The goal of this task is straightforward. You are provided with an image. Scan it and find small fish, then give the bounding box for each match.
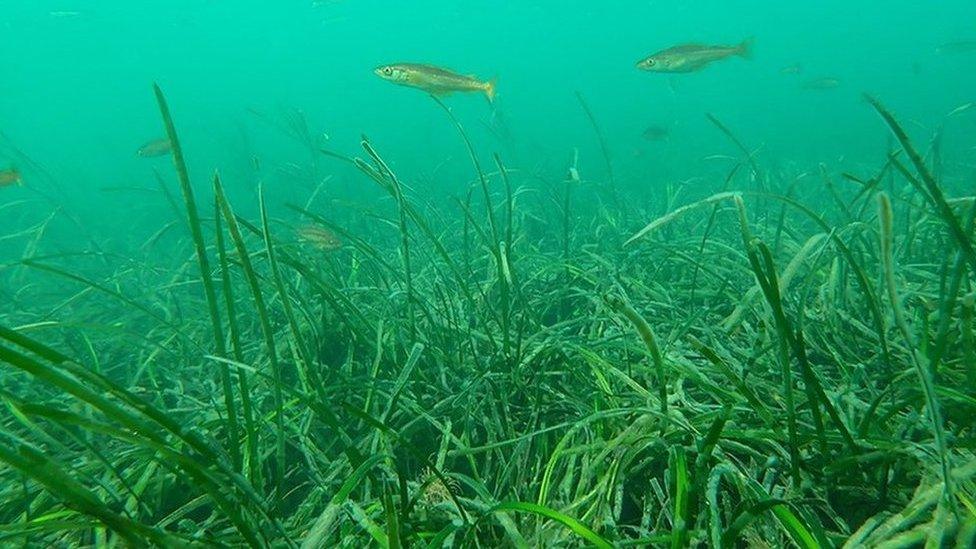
[936,41,976,54]
[802,77,841,90]
[918,296,940,313]
[137,138,172,158]
[375,63,497,102]
[0,167,21,187]
[298,225,342,252]
[641,125,670,141]
[780,63,802,75]
[637,39,753,73]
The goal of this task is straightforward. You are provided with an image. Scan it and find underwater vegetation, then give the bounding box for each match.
[1,5,976,546]
[0,82,973,546]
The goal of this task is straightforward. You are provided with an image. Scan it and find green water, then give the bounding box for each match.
[1,1,974,547]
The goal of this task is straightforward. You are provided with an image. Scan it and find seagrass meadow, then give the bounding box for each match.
[2,1,976,547]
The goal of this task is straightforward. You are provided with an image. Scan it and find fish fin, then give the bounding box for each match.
[484,78,497,103]
[738,37,755,59]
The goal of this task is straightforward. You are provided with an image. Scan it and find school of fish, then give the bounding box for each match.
[4,33,970,187]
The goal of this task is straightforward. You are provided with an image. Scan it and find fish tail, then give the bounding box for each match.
[484,78,497,103]
[738,37,754,59]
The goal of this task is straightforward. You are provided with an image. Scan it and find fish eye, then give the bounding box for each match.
[383,67,393,75]
[645,59,656,66]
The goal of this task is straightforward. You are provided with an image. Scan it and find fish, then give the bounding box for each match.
[636,39,752,73]
[137,138,172,158]
[0,167,21,187]
[780,63,802,75]
[298,225,342,251]
[641,125,671,141]
[936,41,976,54]
[374,63,496,102]
[801,77,841,90]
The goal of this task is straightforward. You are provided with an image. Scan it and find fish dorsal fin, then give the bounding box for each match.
[669,44,709,52]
